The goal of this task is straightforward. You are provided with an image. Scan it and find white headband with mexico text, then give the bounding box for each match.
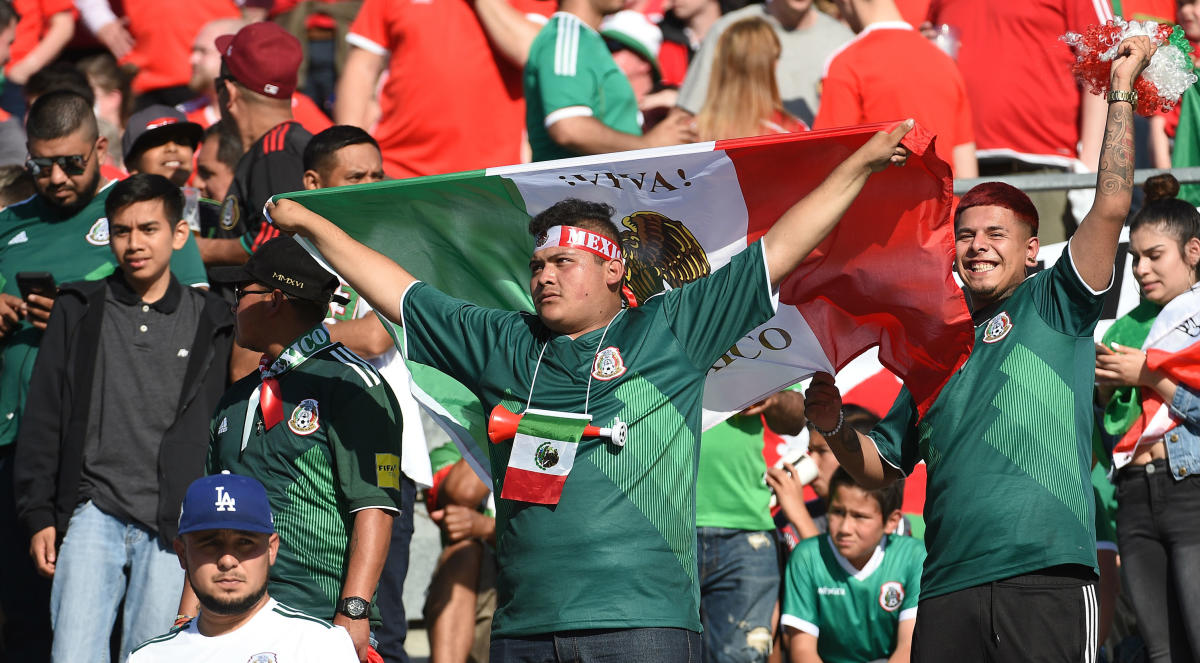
[534,225,623,262]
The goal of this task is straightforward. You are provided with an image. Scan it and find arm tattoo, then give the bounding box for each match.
[1097,104,1134,197]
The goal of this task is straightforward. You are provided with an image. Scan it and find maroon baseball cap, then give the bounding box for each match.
[215,22,301,100]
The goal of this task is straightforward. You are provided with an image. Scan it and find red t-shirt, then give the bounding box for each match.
[813,22,973,174]
[927,0,1113,165]
[347,0,554,178]
[182,93,333,136]
[120,0,241,94]
[895,0,931,26]
[7,0,75,74]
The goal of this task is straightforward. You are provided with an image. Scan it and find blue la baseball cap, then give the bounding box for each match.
[178,472,275,536]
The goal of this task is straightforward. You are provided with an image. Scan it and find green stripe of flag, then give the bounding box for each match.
[278,170,534,310]
[516,410,591,443]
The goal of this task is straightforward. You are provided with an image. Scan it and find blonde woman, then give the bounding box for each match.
[695,18,805,141]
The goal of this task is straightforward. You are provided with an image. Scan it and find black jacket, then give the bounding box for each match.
[14,273,234,544]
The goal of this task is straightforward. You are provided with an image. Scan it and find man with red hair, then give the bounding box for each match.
[803,35,1153,662]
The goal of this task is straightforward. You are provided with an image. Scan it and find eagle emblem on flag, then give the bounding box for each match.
[619,211,710,303]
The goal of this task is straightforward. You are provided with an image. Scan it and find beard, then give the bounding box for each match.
[42,167,101,216]
[194,575,269,617]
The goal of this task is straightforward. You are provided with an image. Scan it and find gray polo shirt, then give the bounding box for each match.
[80,273,203,532]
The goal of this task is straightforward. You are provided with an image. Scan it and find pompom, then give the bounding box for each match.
[1061,18,1198,116]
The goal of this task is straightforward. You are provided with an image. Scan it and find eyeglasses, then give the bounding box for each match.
[26,144,97,177]
[233,287,274,301]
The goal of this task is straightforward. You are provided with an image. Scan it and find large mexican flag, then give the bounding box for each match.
[275,122,974,481]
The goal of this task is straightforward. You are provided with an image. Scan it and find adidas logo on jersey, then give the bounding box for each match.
[7,230,27,245]
[818,587,847,596]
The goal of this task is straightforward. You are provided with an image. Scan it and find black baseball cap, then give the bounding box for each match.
[209,236,350,305]
[122,105,203,164]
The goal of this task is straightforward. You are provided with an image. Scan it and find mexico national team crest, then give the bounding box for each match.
[879,581,905,612]
[592,346,627,381]
[220,196,240,231]
[982,311,1013,344]
[86,218,109,246]
[288,398,320,435]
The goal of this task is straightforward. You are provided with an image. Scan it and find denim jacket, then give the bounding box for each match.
[1166,384,1200,480]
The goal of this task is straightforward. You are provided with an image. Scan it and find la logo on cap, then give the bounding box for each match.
[214,486,237,512]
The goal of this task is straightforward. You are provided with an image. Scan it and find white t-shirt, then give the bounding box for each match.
[128,599,357,663]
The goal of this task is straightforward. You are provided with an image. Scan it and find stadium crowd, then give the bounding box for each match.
[0,0,1195,662]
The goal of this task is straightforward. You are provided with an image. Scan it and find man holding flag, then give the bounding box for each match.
[267,120,912,660]
[803,35,1154,662]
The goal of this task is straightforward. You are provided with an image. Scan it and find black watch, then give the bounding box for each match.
[337,596,370,620]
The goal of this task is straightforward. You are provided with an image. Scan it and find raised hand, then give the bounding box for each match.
[803,372,843,433]
[1110,35,1156,89]
[857,119,913,173]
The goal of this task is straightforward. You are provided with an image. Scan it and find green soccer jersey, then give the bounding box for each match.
[695,415,775,531]
[781,534,924,663]
[0,184,208,448]
[401,241,777,637]
[208,325,404,622]
[869,253,1104,599]
[525,11,642,162]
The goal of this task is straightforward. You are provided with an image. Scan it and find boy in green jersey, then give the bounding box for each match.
[268,121,912,661]
[803,36,1154,662]
[782,468,922,663]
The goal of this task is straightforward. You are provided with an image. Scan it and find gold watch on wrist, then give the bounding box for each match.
[1107,89,1137,106]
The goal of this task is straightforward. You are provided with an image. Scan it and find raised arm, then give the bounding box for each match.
[267,199,415,324]
[762,121,912,287]
[1070,36,1154,291]
[804,373,902,488]
[472,0,542,67]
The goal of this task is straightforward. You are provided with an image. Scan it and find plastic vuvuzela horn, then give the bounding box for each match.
[487,404,629,447]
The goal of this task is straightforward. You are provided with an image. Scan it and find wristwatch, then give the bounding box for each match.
[336,596,370,620]
[1107,89,1137,106]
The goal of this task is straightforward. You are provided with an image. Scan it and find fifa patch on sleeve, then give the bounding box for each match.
[375,453,401,489]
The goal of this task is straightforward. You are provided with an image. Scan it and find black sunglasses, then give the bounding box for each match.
[26,144,96,177]
[233,287,275,301]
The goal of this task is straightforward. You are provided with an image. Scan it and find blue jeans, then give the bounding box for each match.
[696,527,780,663]
[50,501,184,663]
[491,628,701,662]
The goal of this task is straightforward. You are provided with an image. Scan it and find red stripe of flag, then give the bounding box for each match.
[501,467,567,505]
[717,122,970,417]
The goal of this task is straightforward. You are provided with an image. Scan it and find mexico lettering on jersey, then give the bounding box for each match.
[209,329,403,622]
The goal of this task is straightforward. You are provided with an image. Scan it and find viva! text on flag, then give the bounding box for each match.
[274,122,974,482]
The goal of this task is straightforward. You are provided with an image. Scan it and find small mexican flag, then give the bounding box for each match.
[501,409,591,505]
